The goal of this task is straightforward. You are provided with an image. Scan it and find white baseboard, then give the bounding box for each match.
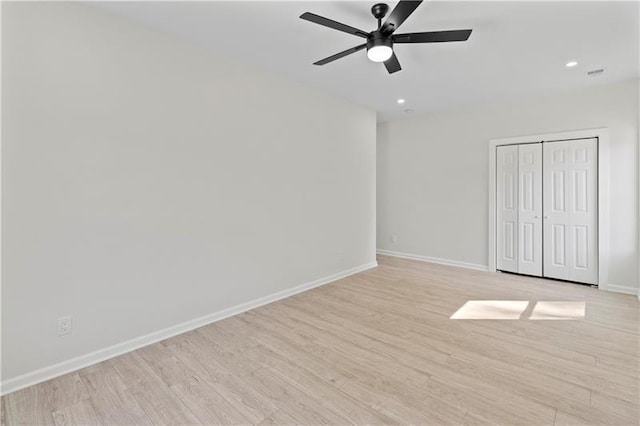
[0,261,377,396]
[377,249,489,272]
[606,283,640,296]
[378,250,639,298]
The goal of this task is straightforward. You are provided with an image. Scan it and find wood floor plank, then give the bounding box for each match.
[590,391,640,424]
[164,333,237,385]
[237,311,359,386]
[554,410,594,426]
[1,398,6,426]
[2,388,55,426]
[339,378,453,425]
[136,342,206,388]
[205,375,279,424]
[422,376,556,426]
[2,373,89,425]
[51,399,101,426]
[243,367,352,425]
[2,255,638,425]
[127,377,201,425]
[170,376,252,425]
[108,350,202,424]
[461,410,501,426]
[164,334,279,424]
[257,408,302,425]
[245,344,398,425]
[78,364,151,425]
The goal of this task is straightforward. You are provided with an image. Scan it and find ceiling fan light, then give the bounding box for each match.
[367,45,393,62]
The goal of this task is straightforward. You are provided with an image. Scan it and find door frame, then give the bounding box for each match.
[488,128,610,290]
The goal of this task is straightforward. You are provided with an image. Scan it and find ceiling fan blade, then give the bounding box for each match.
[313,44,367,66]
[393,29,473,43]
[300,12,369,38]
[384,52,402,74]
[380,1,423,35]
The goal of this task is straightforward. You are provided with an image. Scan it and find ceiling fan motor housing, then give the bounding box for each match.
[369,31,392,48]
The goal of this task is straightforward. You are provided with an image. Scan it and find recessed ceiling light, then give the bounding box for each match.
[566,61,578,68]
[404,109,414,114]
[397,99,405,104]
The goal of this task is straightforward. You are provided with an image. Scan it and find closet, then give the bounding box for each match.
[496,138,598,285]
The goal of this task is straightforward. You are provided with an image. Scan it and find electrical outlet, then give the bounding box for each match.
[390,235,398,243]
[57,316,73,336]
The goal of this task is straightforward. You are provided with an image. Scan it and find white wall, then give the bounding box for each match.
[377,79,639,290]
[1,2,376,385]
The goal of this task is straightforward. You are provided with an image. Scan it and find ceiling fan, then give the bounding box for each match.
[300,0,472,74]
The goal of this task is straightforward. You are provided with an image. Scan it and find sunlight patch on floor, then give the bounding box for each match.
[450,300,586,320]
[450,300,529,320]
[529,301,586,320]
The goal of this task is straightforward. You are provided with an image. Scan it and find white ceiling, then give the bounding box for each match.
[95,1,639,121]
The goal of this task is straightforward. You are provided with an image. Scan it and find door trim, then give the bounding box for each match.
[488,128,610,290]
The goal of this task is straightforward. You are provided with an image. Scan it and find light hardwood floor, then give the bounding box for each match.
[3,255,639,425]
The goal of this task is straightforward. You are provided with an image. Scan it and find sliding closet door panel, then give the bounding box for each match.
[518,143,542,276]
[497,145,519,272]
[543,138,598,284]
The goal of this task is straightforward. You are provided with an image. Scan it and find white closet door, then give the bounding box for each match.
[496,145,519,272]
[518,143,542,276]
[543,138,598,284]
